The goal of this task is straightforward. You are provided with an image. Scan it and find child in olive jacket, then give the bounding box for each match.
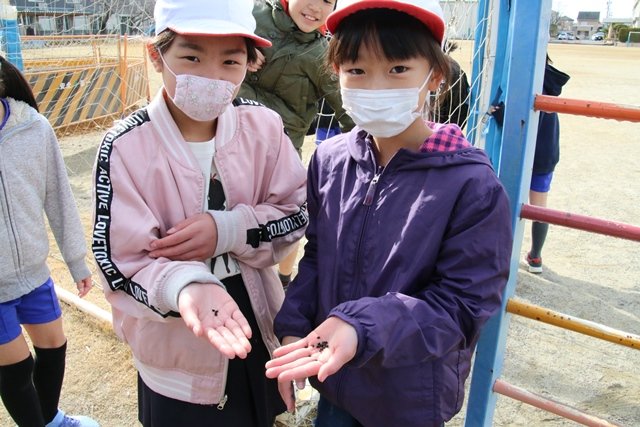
[238,0,354,153]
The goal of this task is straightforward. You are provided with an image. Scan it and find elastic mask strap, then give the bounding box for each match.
[419,69,434,92]
[158,51,178,79]
[418,70,434,118]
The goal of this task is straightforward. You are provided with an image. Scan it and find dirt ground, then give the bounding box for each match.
[1,43,639,426]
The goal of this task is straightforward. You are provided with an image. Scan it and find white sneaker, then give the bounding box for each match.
[46,410,99,427]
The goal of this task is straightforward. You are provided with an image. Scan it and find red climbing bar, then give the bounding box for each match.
[520,204,640,242]
[493,380,620,427]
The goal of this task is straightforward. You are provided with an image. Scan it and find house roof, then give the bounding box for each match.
[577,11,600,21]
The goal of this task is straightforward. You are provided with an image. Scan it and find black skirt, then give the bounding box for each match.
[138,274,286,427]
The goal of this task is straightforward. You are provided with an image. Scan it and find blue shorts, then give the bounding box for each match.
[0,278,62,344]
[530,172,553,192]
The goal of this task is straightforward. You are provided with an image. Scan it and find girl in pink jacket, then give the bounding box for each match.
[91,0,307,426]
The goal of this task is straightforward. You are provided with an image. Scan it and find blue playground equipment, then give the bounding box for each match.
[0,3,24,70]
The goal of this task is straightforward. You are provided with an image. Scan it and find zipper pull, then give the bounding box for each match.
[364,171,381,206]
[216,394,228,410]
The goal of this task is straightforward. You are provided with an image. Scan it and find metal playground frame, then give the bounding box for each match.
[464,0,640,425]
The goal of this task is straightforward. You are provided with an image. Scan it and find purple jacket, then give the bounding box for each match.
[274,125,513,426]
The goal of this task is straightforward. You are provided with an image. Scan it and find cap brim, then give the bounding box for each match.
[326,1,444,45]
[160,18,272,48]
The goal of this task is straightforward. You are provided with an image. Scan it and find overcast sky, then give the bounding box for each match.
[552,0,634,20]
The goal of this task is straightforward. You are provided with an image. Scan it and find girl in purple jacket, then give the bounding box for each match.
[266,1,513,426]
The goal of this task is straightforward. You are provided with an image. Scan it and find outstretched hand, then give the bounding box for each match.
[149,213,218,261]
[179,283,252,359]
[265,317,358,385]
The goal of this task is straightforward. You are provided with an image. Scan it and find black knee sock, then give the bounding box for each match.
[0,354,46,427]
[530,221,549,259]
[33,341,67,423]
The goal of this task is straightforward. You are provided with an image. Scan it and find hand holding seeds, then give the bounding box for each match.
[265,317,357,383]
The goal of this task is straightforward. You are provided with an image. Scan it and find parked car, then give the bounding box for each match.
[592,32,605,41]
[557,31,576,40]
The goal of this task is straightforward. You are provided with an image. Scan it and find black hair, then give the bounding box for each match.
[445,40,459,54]
[327,9,450,84]
[152,30,258,65]
[0,55,39,111]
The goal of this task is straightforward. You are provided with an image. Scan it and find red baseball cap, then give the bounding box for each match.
[326,0,446,45]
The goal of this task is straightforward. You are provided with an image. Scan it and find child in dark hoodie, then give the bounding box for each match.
[266,1,513,426]
[490,55,570,273]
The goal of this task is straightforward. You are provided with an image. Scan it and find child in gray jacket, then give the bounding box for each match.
[0,55,96,427]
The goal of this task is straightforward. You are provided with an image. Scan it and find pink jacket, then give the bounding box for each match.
[91,92,307,404]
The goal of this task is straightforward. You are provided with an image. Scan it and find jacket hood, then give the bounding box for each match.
[543,63,570,97]
[346,123,493,172]
[1,98,38,135]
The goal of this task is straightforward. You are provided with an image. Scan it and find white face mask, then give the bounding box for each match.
[160,54,240,122]
[341,71,433,138]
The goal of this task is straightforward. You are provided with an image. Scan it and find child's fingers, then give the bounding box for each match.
[76,277,93,297]
[165,216,199,234]
[316,345,352,382]
[217,326,251,359]
[231,310,252,339]
[205,328,235,359]
[224,318,252,350]
[316,356,343,382]
[277,380,296,413]
[266,352,320,379]
[266,346,314,370]
[149,240,194,259]
[276,360,323,383]
[180,305,204,337]
[149,229,190,251]
[272,338,309,357]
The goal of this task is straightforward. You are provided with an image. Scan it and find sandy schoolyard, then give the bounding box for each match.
[1,42,638,426]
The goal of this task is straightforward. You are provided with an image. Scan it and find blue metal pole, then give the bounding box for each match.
[466,0,491,145]
[464,0,551,425]
[482,0,511,168]
[0,3,24,71]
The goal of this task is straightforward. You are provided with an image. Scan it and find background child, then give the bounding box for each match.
[238,0,356,288]
[91,0,307,426]
[265,1,513,426]
[0,55,96,427]
[432,41,471,130]
[524,56,569,273]
[490,54,569,274]
[239,0,354,154]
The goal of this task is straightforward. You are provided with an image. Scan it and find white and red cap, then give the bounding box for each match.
[154,0,272,47]
[326,0,446,45]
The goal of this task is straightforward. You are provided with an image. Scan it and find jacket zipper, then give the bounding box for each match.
[351,165,384,301]
[0,118,48,280]
[208,153,230,410]
[216,392,228,410]
[0,169,22,269]
[363,167,383,207]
